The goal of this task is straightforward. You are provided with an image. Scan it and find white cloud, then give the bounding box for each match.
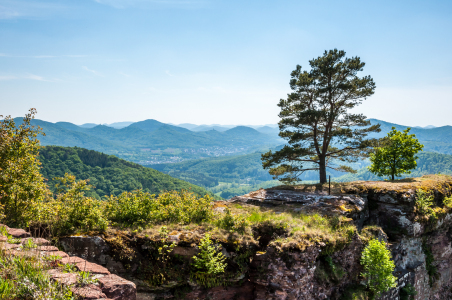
[0,73,52,81]
[0,75,16,80]
[82,66,103,76]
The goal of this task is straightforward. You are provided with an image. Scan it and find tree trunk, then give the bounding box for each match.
[319,156,327,183]
[392,173,395,181]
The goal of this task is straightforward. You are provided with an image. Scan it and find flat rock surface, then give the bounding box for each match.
[61,256,87,265]
[48,269,79,285]
[76,261,111,275]
[39,245,59,252]
[71,284,107,299]
[8,228,31,238]
[21,237,50,245]
[99,274,137,300]
[44,250,70,259]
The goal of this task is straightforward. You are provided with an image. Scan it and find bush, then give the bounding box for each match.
[361,239,397,299]
[215,209,250,234]
[415,189,435,217]
[105,190,213,227]
[191,234,227,287]
[46,174,108,236]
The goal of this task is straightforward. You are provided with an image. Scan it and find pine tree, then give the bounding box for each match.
[262,49,380,183]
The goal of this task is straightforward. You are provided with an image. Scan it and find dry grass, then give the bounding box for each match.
[270,175,452,195]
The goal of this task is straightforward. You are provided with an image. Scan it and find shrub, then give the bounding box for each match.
[105,190,213,226]
[49,174,108,236]
[215,209,250,234]
[361,239,397,299]
[191,234,227,288]
[415,189,434,216]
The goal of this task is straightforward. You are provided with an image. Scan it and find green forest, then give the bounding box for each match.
[39,146,212,199]
[150,150,452,198]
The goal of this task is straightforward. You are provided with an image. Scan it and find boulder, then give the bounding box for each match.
[8,228,31,238]
[99,274,137,300]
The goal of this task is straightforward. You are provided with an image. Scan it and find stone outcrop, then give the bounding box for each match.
[0,224,137,300]
[4,177,452,299]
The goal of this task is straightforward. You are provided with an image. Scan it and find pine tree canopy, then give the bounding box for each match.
[262,49,381,184]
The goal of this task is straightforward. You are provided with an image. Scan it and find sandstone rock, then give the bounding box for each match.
[39,245,59,252]
[48,269,79,285]
[76,261,111,275]
[99,274,137,300]
[172,246,198,257]
[106,260,126,273]
[44,250,69,259]
[71,284,107,300]
[21,237,50,246]
[61,256,87,265]
[0,236,7,242]
[60,236,110,262]
[8,228,31,238]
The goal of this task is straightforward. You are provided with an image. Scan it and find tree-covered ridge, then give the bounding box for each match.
[39,146,212,199]
[150,150,452,198]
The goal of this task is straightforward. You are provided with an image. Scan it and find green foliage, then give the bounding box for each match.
[360,239,397,299]
[39,146,211,199]
[0,250,73,300]
[0,109,48,227]
[78,271,98,286]
[400,284,417,300]
[443,194,452,208]
[369,127,424,180]
[415,189,435,217]
[105,190,214,227]
[215,209,250,234]
[422,241,439,287]
[49,174,108,235]
[262,49,380,184]
[191,234,227,287]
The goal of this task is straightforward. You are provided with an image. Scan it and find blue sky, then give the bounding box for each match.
[1,0,451,126]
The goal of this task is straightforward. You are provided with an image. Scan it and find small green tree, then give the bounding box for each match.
[361,239,397,299]
[0,109,48,226]
[368,127,423,180]
[191,234,227,287]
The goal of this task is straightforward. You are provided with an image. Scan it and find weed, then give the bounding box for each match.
[78,271,98,286]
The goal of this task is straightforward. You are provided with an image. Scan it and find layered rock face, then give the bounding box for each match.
[33,177,452,299]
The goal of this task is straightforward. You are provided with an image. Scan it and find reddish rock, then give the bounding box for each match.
[44,250,69,259]
[39,245,59,252]
[0,236,7,242]
[8,228,31,238]
[48,269,79,285]
[76,261,110,275]
[61,256,87,265]
[98,274,137,300]
[71,284,107,300]
[3,243,22,250]
[21,237,50,246]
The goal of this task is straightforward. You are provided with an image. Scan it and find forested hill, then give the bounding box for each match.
[39,146,212,199]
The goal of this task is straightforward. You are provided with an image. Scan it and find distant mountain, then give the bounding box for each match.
[105,121,134,129]
[79,123,98,128]
[39,146,212,199]
[255,126,280,136]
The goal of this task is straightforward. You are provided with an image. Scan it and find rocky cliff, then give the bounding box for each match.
[26,175,452,299]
